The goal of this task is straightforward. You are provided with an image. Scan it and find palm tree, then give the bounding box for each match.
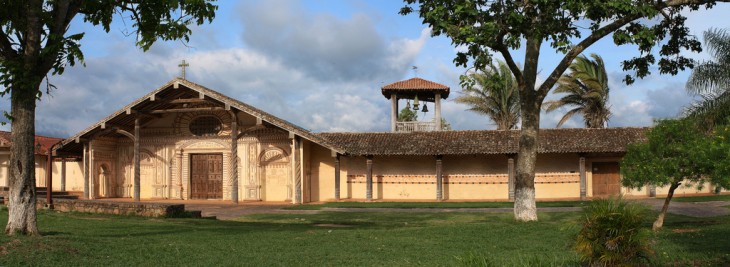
[455,61,520,130]
[545,53,611,128]
[685,28,730,127]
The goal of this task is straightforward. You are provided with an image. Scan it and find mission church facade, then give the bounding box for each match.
[19,77,712,203]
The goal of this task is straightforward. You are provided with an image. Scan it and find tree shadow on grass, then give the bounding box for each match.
[657,213,730,265]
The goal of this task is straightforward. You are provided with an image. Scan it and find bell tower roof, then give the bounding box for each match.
[381,77,450,101]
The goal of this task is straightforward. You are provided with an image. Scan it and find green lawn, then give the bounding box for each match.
[284,200,588,210]
[1,207,729,266]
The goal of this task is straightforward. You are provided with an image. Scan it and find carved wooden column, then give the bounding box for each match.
[230,111,239,203]
[89,141,95,199]
[45,149,53,209]
[60,158,66,192]
[334,153,340,200]
[508,155,515,200]
[83,143,89,199]
[579,155,587,200]
[133,116,141,202]
[290,135,302,204]
[177,149,183,199]
[435,93,442,130]
[436,155,443,201]
[366,155,373,201]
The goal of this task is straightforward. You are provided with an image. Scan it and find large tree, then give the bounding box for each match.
[0,0,217,235]
[685,28,730,128]
[621,119,729,230]
[545,54,611,128]
[455,61,520,130]
[401,0,728,221]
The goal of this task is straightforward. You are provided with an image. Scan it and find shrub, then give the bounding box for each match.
[574,196,653,266]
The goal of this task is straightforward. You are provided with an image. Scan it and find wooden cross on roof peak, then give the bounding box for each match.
[178,60,190,79]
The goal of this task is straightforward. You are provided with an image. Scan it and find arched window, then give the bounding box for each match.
[189,116,222,136]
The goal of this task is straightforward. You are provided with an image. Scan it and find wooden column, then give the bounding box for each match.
[45,150,53,209]
[436,155,443,201]
[390,94,398,132]
[177,149,183,199]
[435,93,442,130]
[133,116,141,202]
[60,158,66,192]
[508,155,515,200]
[334,154,340,200]
[579,156,587,200]
[366,156,373,201]
[230,111,239,204]
[83,143,89,199]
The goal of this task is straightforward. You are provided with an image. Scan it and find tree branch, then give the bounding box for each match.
[537,13,642,101]
[0,30,18,60]
[494,33,525,87]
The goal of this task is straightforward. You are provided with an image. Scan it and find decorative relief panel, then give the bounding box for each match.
[173,111,233,137]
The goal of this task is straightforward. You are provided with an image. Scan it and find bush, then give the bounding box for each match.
[574,196,653,266]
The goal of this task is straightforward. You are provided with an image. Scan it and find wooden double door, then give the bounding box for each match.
[191,154,223,199]
[592,162,621,197]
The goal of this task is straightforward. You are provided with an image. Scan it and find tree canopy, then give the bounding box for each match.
[621,119,729,229]
[401,0,728,221]
[0,0,217,236]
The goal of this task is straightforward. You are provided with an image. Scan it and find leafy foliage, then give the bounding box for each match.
[455,61,520,130]
[574,196,653,266]
[621,118,729,229]
[0,1,218,98]
[545,54,611,128]
[621,119,718,190]
[685,28,730,128]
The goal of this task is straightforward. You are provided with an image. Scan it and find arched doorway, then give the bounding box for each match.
[260,148,291,201]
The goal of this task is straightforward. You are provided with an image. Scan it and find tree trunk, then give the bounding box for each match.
[653,182,680,231]
[5,81,41,236]
[5,0,44,235]
[514,96,540,222]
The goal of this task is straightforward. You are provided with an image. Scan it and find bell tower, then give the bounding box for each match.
[381,77,450,132]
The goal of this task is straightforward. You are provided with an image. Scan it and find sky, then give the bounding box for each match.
[2,0,730,137]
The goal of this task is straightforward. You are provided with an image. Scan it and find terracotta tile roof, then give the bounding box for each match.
[0,131,64,155]
[381,77,450,99]
[318,127,649,156]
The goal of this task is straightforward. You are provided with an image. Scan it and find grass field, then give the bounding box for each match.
[1,205,729,266]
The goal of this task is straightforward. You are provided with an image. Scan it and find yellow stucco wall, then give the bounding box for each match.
[0,154,8,187]
[656,181,714,196]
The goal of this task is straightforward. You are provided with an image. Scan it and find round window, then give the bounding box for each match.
[189,116,222,136]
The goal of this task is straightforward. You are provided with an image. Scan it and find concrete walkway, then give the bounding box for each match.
[636,199,730,218]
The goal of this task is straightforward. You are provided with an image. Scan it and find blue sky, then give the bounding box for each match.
[2,0,729,137]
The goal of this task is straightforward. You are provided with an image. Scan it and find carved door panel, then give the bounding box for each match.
[191,154,208,199]
[207,154,223,199]
[592,162,621,197]
[190,154,223,199]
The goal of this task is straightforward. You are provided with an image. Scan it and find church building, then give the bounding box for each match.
[48,77,715,203]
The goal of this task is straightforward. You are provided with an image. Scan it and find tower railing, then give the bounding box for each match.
[395,121,436,132]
